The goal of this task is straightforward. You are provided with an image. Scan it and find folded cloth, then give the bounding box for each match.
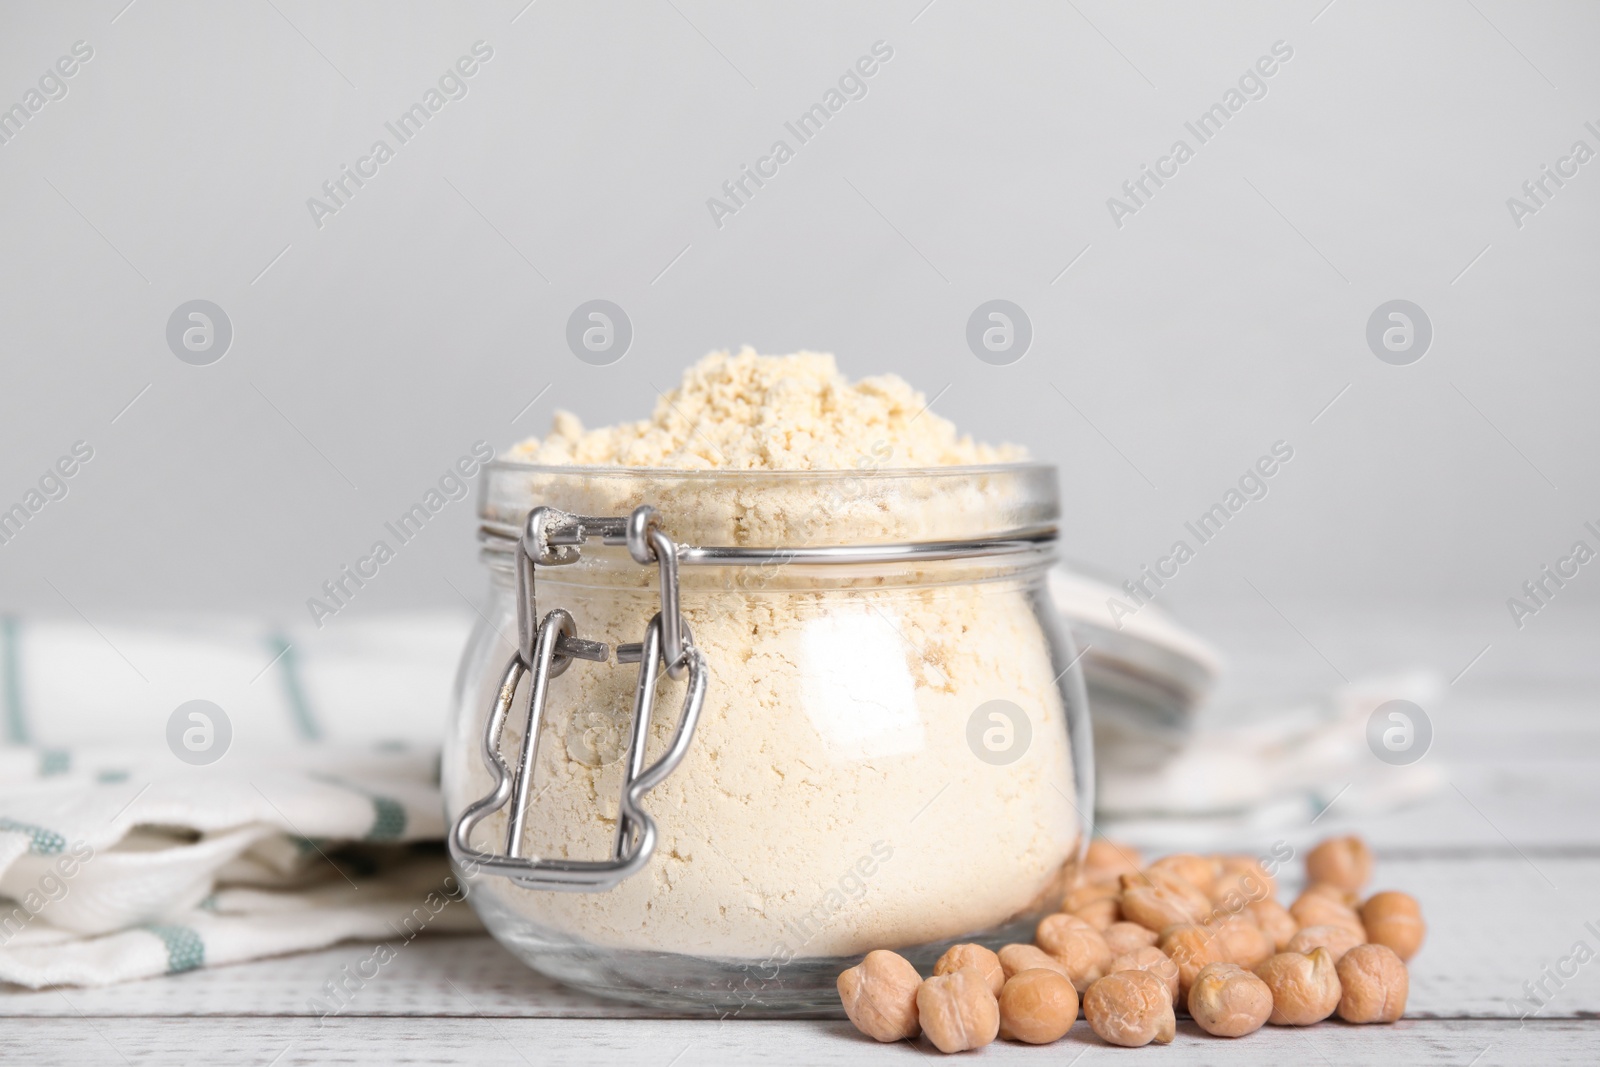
[0,743,481,988]
[0,613,479,989]
[1046,571,1445,842]
[1049,568,1224,734]
[0,614,466,751]
[1093,671,1447,848]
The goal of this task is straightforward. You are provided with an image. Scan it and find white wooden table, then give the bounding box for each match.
[4,605,1597,1064]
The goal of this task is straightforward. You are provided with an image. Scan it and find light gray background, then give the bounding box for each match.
[1,0,1596,689]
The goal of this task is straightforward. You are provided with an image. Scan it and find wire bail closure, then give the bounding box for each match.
[450,505,707,893]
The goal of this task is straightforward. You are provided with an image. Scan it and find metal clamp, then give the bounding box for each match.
[450,505,706,893]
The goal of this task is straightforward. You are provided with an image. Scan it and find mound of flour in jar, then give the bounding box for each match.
[451,349,1079,963]
[508,347,1024,470]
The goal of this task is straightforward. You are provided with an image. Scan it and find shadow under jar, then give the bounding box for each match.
[444,461,1093,1015]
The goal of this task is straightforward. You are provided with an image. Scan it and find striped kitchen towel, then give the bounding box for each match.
[0,613,481,989]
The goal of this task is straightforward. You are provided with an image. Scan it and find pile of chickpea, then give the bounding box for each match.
[838,834,1424,1052]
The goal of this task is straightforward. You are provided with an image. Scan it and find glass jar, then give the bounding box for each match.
[443,461,1092,1015]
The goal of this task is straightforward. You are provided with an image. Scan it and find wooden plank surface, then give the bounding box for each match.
[5,853,1596,1021]
[3,1017,1596,1066]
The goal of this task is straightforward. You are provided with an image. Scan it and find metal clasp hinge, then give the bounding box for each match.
[449,505,707,892]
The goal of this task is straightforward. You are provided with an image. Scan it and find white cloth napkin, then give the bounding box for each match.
[1093,671,1446,848]
[0,614,479,989]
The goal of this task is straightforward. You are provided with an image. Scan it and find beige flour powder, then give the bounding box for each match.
[446,351,1079,962]
[508,348,1023,470]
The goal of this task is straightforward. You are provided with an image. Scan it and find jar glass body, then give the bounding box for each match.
[443,463,1093,1015]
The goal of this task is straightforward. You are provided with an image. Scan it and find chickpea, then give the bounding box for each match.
[1336,943,1409,1023]
[1254,947,1342,1026]
[1103,921,1160,958]
[1148,852,1219,896]
[1287,923,1365,963]
[1071,896,1121,931]
[1214,854,1277,900]
[1083,969,1176,1047]
[1301,880,1361,908]
[916,967,1000,1054]
[1138,868,1213,920]
[1036,913,1113,991]
[838,949,922,1042]
[1063,879,1119,913]
[1085,839,1142,883]
[1209,867,1272,912]
[1121,884,1208,932]
[1290,885,1363,933]
[934,944,1004,996]
[998,968,1079,1044]
[1121,868,1213,917]
[1210,915,1275,968]
[1159,923,1228,1001]
[1188,961,1274,1038]
[1360,891,1426,961]
[1109,946,1179,1004]
[1306,835,1373,893]
[1246,897,1300,952]
[999,943,1070,981]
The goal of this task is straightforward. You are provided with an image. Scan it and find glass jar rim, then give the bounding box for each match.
[482,458,1058,480]
[478,459,1060,552]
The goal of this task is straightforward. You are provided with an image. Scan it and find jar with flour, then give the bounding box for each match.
[443,353,1092,1013]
